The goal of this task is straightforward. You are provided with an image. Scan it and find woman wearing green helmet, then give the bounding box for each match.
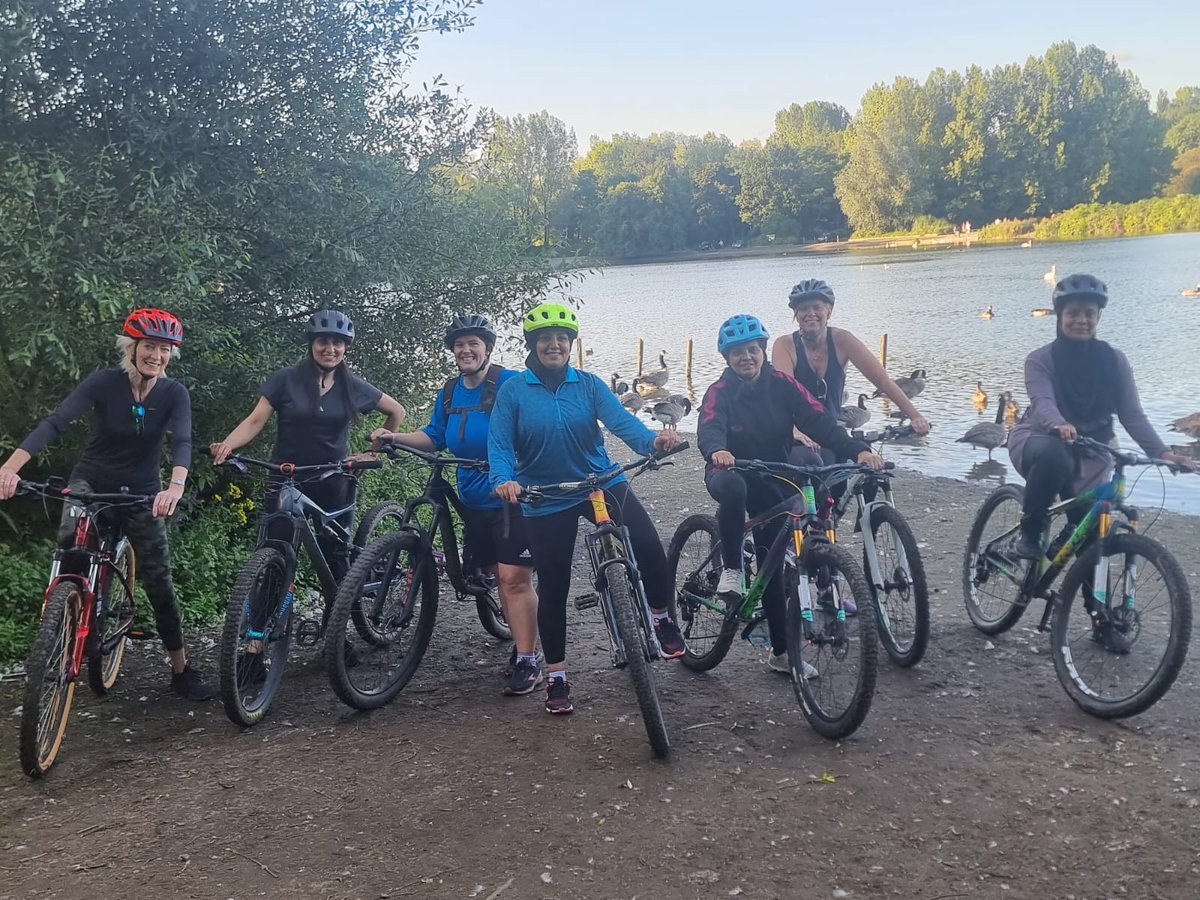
[489,302,686,715]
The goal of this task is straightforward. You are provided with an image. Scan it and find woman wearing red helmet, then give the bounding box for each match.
[0,308,214,700]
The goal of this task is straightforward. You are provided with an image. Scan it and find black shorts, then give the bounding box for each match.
[461,504,534,569]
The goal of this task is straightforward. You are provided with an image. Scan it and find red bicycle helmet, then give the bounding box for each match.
[124,308,184,346]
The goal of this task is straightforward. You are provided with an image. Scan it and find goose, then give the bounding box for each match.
[1168,411,1200,439]
[1031,308,1054,317]
[972,381,988,408]
[981,305,995,320]
[1043,264,1057,283]
[620,381,645,412]
[1182,285,1200,297]
[873,368,926,400]
[1020,240,1032,248]
[1004,394,1021,427]
[609,373,629,395]
[956,394,1008,460]
[649,395,692,430]
[838,393,871,430]
[637,350,670,389]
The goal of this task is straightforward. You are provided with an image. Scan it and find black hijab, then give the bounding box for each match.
[526,351,568,392]
[1049,321,1118,441]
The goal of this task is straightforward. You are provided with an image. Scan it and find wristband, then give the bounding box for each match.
[171,478,186,487]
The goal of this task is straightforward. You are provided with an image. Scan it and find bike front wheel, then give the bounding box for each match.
[20,583,81,778]
[1051,532,1192,719]
[326,532,438,710]
[865,506,929,667]
[607,560,670,759]
[218,547,292,727]
[786,542,878,740]
[87,539,135,695]
[666,514,737,672]
[962,484,1030,634]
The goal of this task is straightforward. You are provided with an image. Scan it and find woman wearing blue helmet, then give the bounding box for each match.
[697,314,883,673]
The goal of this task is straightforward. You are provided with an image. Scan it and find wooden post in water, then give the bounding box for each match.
[636,338,644,376]
[576,337,584,368]
[878,334,888,368]
[685,338,693,381]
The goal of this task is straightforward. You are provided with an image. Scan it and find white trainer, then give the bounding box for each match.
[769,651,818,679]
[716,568,743,596]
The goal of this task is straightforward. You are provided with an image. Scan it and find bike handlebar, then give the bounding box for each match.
[201,447,382,476]
[1073,436,1195,474]
[15,481,155,507]
[516,441,689,503]
[732,458,894,487]
[853,424,916,444]
[374,442,488,471]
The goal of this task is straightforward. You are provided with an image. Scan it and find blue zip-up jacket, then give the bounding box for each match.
[423,368,518,510]
[488,366,658,516]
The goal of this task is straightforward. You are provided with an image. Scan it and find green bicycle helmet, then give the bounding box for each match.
[522,303,579,337]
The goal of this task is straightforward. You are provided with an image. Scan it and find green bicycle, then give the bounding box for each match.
[963,436,1193,718]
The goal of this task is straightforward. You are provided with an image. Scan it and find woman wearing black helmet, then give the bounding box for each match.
[372,315,543,697]
[771,279,931,452]
[0,309,214,700]
[1007,274,1195,559]
[210,310,404,600]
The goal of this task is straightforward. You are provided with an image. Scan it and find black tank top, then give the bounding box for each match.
[791,329,845,418]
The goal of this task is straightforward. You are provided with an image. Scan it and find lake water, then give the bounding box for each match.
[498,233,1200,514]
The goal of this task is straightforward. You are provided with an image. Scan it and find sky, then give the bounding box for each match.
[405,0,1197,151]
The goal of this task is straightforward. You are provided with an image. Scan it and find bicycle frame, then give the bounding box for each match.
[394,461,486,599]
[257,472,358,602]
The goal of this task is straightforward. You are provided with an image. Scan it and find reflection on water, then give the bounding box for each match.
[965,459,1009,484]
[495,234,1200,513]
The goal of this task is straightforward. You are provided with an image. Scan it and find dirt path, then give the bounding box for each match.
[3,446,1199,899]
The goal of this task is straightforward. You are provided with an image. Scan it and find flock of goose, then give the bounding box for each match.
[609,351,692,430]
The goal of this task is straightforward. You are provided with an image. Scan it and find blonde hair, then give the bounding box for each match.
[116,335,180,376]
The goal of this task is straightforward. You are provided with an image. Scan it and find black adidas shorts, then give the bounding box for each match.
[461,504,534,569]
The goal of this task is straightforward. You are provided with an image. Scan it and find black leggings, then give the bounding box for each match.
[704,468,795,655]
[524,481,671,667]
[1018,435,1078,531]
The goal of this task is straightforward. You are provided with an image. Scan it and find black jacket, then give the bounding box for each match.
[697,363,869,464]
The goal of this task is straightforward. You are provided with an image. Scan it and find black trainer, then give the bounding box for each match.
[171,664,215,701]
[654,618,687,658]
[544,677,573,714]
[503,656,545,695]
[503,645,517,677]
[1012,530,1043,560]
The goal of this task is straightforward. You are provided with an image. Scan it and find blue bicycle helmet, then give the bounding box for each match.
[717,314,770,356]
[1052,273,1108,311]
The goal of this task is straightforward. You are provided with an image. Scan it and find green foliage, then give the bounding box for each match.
[0,539,55,664]
[737,144,845,240]
[1164,149,1200,197]
[909,215,954,236]
[168,485,258,627]
[1165,114,1200,154]
[1031,195,1200,239]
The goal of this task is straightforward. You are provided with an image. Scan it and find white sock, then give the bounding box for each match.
[651,609,670,623]
[517,652,538,666]
[548,670,567,683]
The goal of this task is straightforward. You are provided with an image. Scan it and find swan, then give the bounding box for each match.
[1043,264,1057,283]
[1020,240,1032,248]
[838,394,871,430]
[956,394,1008,460]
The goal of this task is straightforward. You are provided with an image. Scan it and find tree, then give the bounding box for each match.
[481,111,578,248]
[771,101,851,154]
[736,144,844,240]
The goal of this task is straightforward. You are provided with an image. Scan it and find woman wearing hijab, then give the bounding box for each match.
[1007,274,1196,560]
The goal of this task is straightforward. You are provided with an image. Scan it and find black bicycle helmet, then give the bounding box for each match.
[444,314,497,350]
[1052,274,1108,311]
[788,279,836,308]
[306,309,355,344]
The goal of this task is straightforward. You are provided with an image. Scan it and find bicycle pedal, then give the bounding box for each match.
[574,592,599,610]
[296,618,322,646]
[125,628,156,641]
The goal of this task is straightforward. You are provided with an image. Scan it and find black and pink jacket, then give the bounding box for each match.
[697,362,869,465]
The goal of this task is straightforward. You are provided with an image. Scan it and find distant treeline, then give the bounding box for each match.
[466,42,1200,258]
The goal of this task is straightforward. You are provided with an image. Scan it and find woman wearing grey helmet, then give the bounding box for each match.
[771,279,931,451]
[1007,274,1195,560]
[210,310,405,600]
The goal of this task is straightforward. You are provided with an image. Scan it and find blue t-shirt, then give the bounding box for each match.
[423,369,518,510]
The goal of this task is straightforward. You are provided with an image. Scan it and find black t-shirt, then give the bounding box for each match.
[260,365,383,465]
[20,368,192,494]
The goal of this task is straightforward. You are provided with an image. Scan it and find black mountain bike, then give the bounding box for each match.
[521,445,687,759]
[667,459,878,739]
[323,443,510,711]
[208,451,393,726]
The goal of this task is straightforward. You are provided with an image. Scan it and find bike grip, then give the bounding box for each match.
[883,461,896,471]
[655,440,690,459]
[348,458,385,471]
[199,446,214,457]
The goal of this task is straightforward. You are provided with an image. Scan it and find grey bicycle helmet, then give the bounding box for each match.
[1052,274,1108,311]
[444,314,497,350]
[788,279,836,308]
[306,309,355,343]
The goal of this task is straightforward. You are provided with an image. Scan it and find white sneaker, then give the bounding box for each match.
[717,568,743,596]
[769,651,818,679]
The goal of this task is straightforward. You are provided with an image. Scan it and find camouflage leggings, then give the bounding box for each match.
[59,480,185,652]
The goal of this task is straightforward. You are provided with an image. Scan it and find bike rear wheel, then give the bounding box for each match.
[787,542,877,739]
[351,501,408,645]
[474,586,512,641]
[20,583,81,778]
[963,484,1030,634]
[87,539,135,695]
[1051,532,1192,719]
[865,506,929,667]
[326,532,438,709]
[666,514,737,672]
[607,558,670,759]
[219,547,292,727]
